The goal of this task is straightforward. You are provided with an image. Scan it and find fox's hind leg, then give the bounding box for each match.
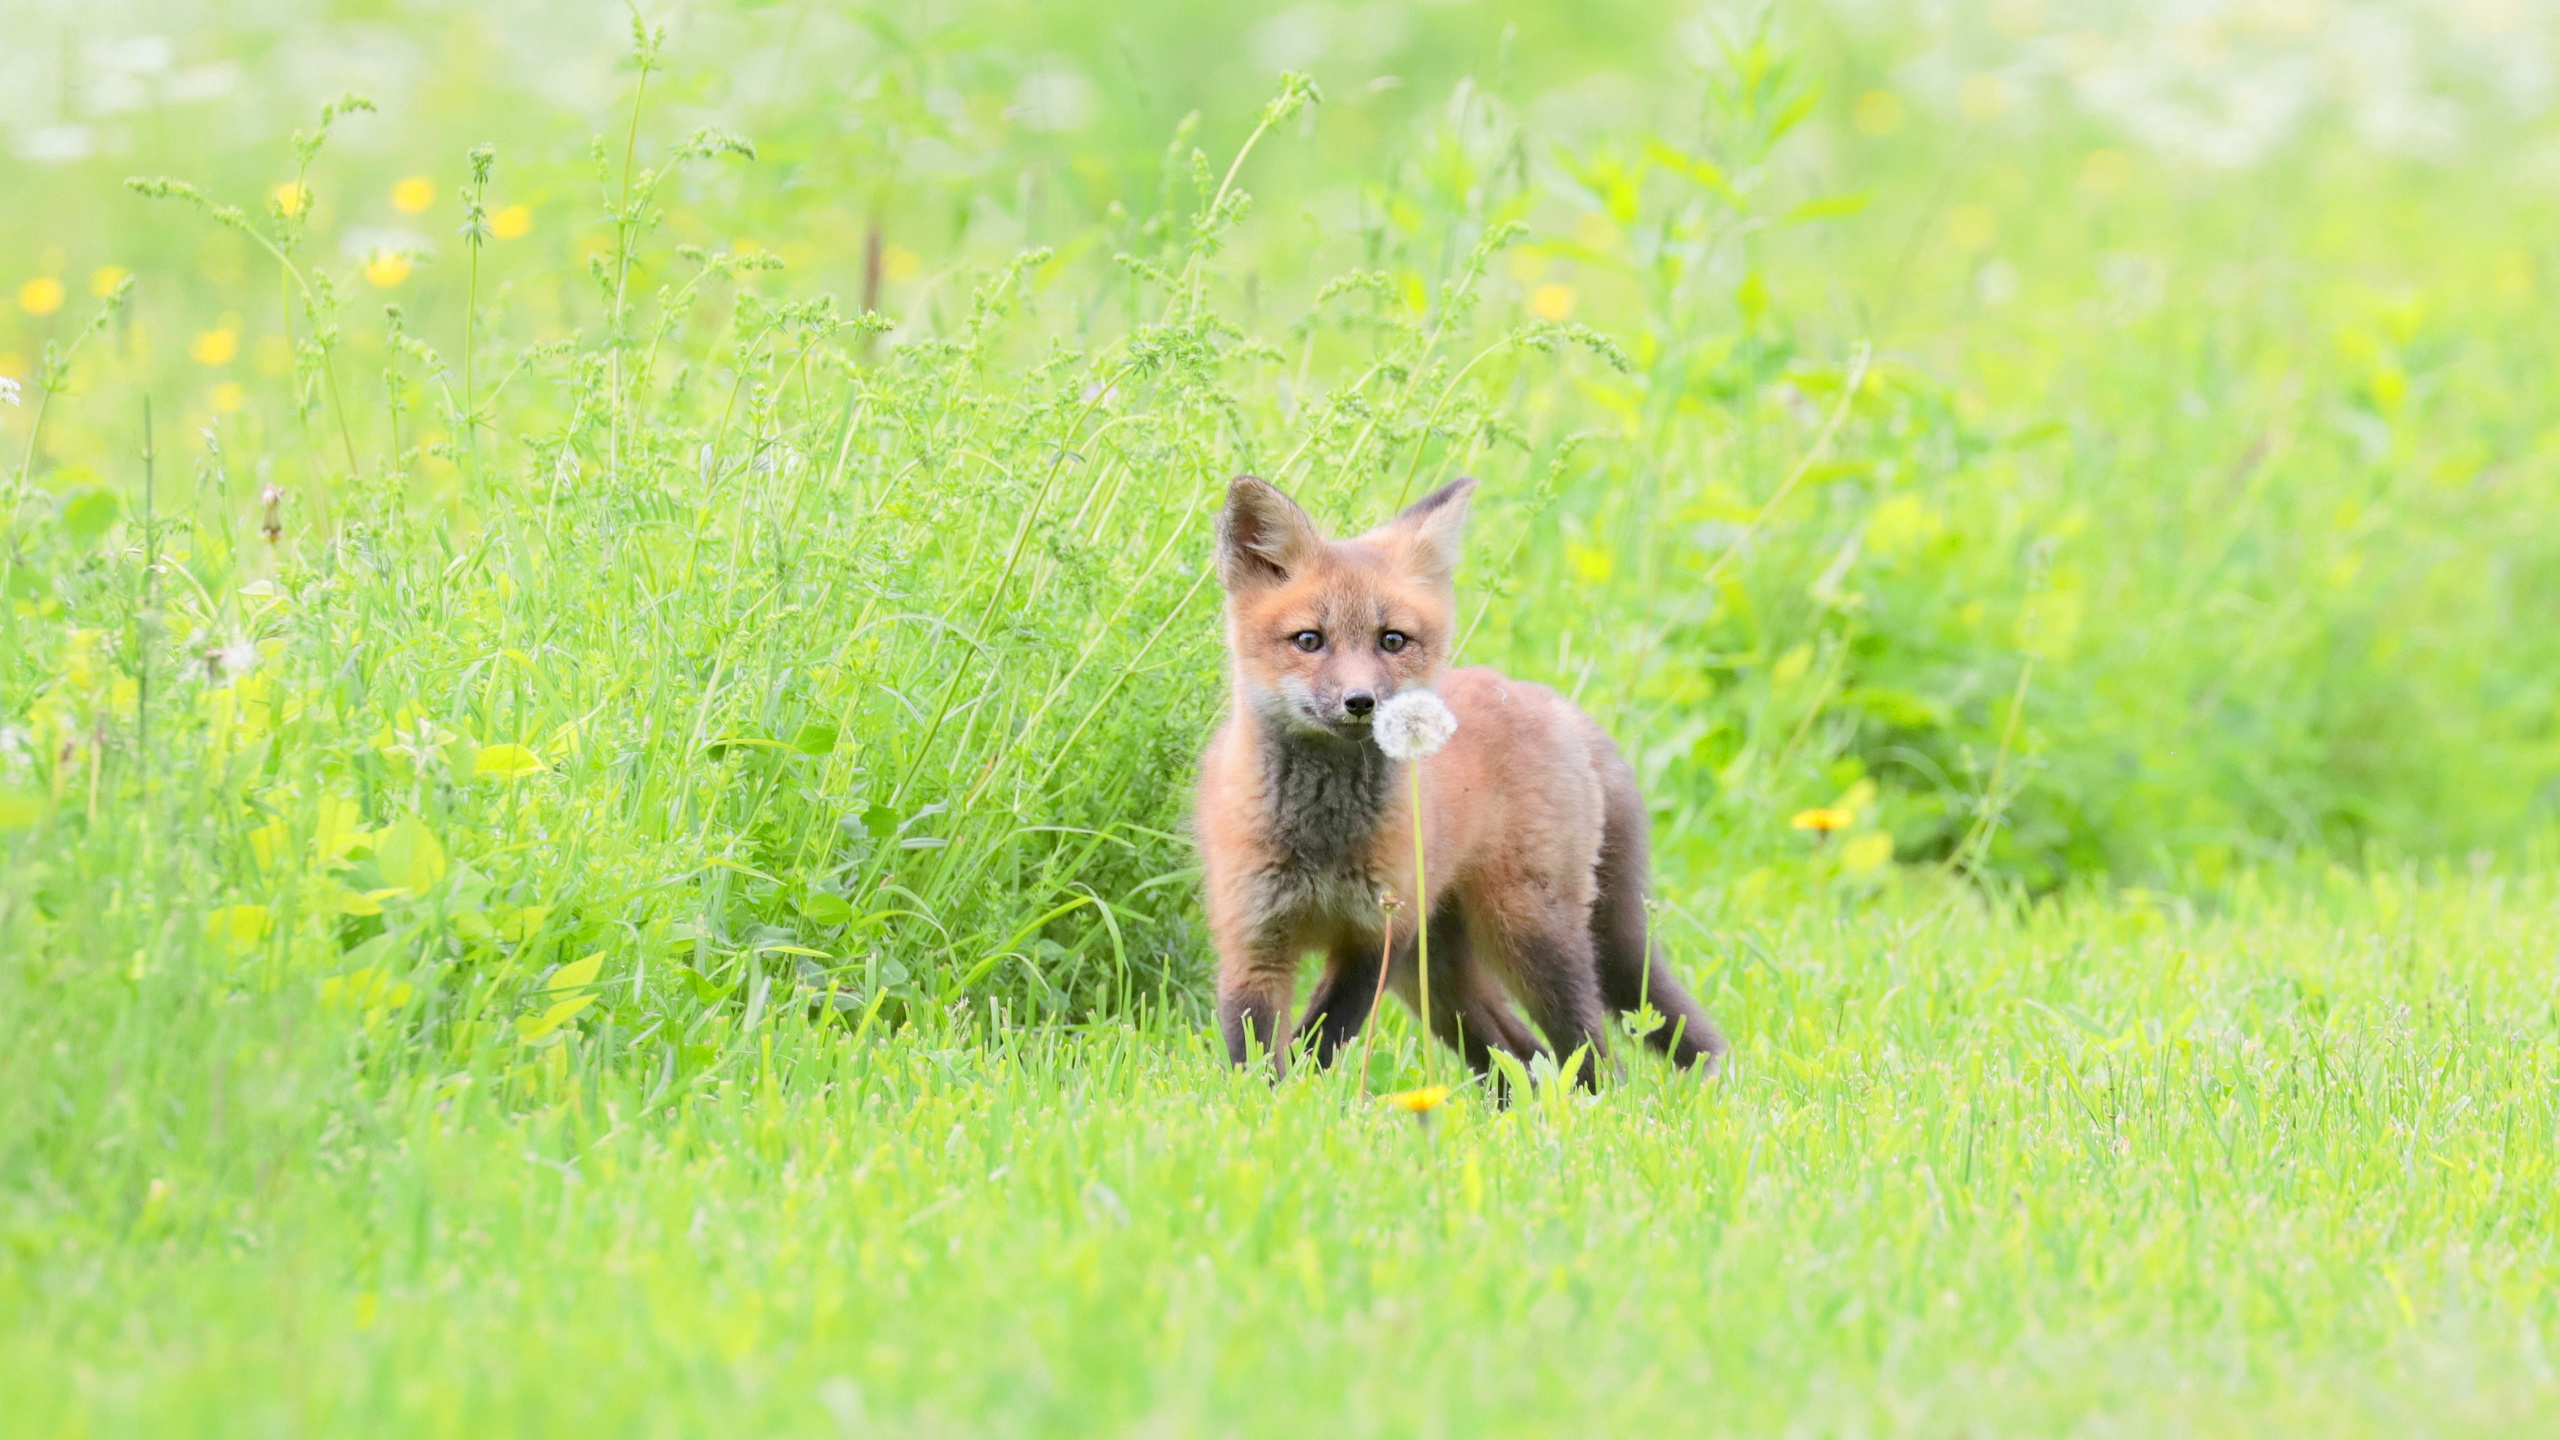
[1379,898,1544,1083]
[1588,740,1727,1072]
[1487,909,1612,1092]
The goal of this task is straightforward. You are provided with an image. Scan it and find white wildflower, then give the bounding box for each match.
[0,376,21,407]
[1373,689,1457,762]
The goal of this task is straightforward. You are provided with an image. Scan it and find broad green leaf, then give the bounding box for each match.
[377,816,447,894]
[545,950,604,991]
[314,795,366,860]
[791,723,839,756]
[518,994,594,1042]
[206,903,271,956]
[799,892,855,926]
[497,905,553,942]
[1781,192,1871,226]
[473,743,544,780]
[60,487,120,546]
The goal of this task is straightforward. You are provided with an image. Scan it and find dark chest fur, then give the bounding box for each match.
[1259,731,1391,878]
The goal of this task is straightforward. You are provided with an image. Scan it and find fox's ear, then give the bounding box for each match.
[1378,477,1478,587]
[1217,476,1326,591]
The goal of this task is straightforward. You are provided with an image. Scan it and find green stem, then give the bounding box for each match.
[1411,758,1431,1088]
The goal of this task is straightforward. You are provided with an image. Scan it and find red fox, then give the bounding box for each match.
[1195,475,1726,1087]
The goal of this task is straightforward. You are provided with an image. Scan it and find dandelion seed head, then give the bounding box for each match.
[1372,689,1456,762]
[210,640,259,681]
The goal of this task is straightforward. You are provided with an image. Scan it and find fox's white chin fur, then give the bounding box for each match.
[1253,677,1376,738]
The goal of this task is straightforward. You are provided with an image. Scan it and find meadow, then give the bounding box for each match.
[4,0,2559,1433]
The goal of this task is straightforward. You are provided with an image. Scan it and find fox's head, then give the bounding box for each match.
[1214,475,1475,739]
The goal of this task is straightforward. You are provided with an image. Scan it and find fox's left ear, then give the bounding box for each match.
[1378,478,1478,586]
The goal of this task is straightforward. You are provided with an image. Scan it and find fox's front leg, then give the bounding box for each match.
[1296,938,1387,1069]
[1217,948,1300,1076]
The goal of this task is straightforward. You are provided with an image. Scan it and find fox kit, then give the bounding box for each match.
[1195,475,1726,1086]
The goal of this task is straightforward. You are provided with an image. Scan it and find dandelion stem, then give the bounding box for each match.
[1410,757,1432,1089]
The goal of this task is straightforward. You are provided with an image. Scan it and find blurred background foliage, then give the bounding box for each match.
[2,0,2557,1039]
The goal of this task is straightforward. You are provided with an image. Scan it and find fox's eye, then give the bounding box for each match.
[1380,631,1408,653]
[1291,630,1324,653]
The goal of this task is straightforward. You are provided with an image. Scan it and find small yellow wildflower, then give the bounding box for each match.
[1947,204,1998,251]
[1852,90,1905,136]
[1959,74,2007,121]
[1529,283,1576,321]
[89,265,129,297]
[1790,807,1854,834]
[490,204,533,240]
[2080,148,2134,196]
[191,329,238,366]
[211,383,244,414]
[364,253,413,288]
[882,244,921,282]
[17,277,65,316]
[272,182,308,217]
[391,176,435,213]
[1387,1084,1453,1115]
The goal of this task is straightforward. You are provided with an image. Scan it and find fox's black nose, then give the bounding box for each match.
[1342,691,1375,718]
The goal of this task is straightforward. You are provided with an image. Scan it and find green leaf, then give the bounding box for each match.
[1781,193,1871,226]
[861,804,901,841]
[791,724,839,756]
[545,950,605,991]
[0,794,44,829]
[1766,87,1820,143]
[1640,139,1741,206]
[1735,268,1769,327]
[518,993,594,1042]
[799,892,856,926]
[472,743,544,779]
[376,816,448,894]
[61,488,120,547]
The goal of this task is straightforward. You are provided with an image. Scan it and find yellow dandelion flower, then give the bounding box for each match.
[190,329,239,366]
[490,204,533,240]
[1789,807,1855,834]
[2080,148,2134,196]
[1852,90,1905,136]
[1529,283,1576,321]
[391,176,434,214]
[89,265,129,297]
[1947,204,1998,251]
[272,182,308,217]
[17,277,65,316]
[1959,74,2007,121]
[1387,1084,1453,1115]
[364,253,413,288]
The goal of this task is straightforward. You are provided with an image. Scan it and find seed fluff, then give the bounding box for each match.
[1372,689,1456,762]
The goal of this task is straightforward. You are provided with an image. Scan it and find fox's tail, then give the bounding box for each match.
[1587,727,1728,1073]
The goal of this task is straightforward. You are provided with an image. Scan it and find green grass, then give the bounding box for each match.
[13,869,2560,1435]
[5,1,2560,1433]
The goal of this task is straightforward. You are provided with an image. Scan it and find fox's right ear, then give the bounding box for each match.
[1216,476,1325,591]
